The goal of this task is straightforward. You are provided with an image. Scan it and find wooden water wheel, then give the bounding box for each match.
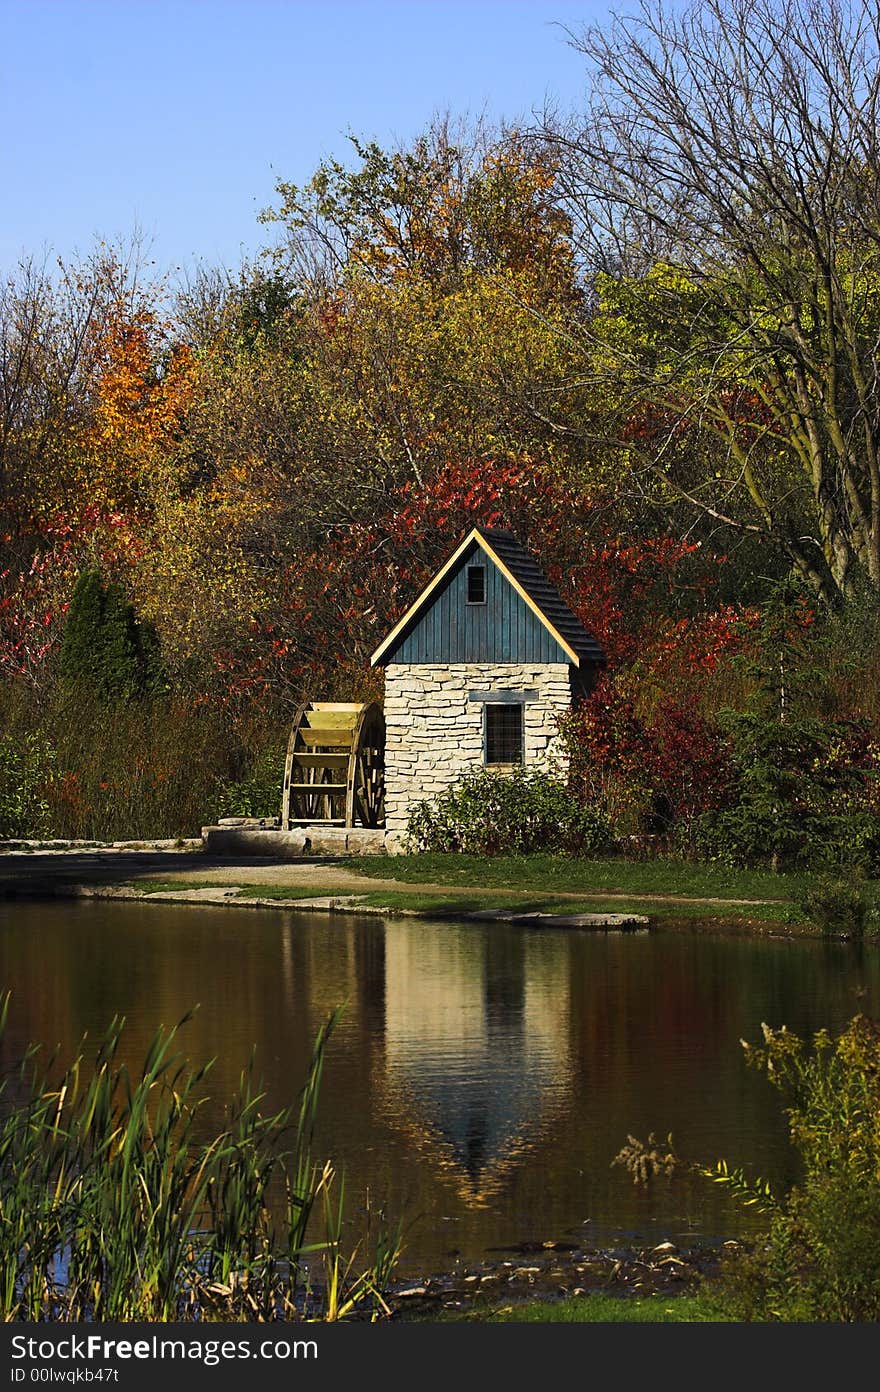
[280,701,385,829]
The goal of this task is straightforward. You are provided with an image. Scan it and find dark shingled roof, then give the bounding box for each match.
[474,526,606,666]
[370,524,607,668]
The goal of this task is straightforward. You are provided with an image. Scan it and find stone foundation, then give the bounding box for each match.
[383,661,574,841]
[202,826,387,858]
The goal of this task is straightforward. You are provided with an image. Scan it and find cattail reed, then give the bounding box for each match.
[0,995,401,1321]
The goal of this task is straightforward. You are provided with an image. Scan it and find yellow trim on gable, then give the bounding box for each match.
[370,529,481,666]
[370,528,581,667]
[477,535,580,666]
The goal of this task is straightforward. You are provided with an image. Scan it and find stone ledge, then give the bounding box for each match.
[201,826,388,858]
[466,909,650,930]
[0,838,204,854]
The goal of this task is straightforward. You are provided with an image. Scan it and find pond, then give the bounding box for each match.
[1,899,878,1277]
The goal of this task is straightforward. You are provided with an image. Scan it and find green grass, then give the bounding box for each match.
[439,1292,733,1322]
[126,879,235,895]
[122,876,811,927]
[227,885,344,901]
[127,881,327,904]
[345,853,809,901]
[354,890,803,924]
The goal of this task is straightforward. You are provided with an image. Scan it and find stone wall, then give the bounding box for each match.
[202,825,386,858]
[383,662,574,846]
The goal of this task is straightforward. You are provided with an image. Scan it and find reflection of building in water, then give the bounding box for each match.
[378,923,573,1206]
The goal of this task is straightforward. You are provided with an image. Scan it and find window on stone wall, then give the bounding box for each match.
[484,703,523,764]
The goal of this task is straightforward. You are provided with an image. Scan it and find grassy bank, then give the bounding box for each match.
[441,1293,731,1322]
[345,853,806,900]
[124,874,807,926]
[351,889,799,926]
[9,845,879,931]
[342,853,822,927]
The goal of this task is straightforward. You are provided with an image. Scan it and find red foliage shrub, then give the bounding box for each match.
[560,678,734,845]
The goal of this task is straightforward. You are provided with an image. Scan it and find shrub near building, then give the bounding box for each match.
[405,766,615,857]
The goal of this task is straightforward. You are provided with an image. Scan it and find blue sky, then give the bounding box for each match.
[1,0,612,277]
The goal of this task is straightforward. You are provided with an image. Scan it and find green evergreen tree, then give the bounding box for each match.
[58,570,164,705]
[58,570,105,689]
[98,582,142,703]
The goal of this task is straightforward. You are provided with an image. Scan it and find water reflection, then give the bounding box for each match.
[1,899,878,1272]
[380,924,571,1204]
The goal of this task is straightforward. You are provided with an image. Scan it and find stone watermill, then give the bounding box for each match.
[203,526,607,856]
[280,701,386,830]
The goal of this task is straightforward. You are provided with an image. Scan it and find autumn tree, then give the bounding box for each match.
[252,123,592,533]
[0,241,168,530]
[0,255,100,530]
[78,293,195,516]
[139,264,308,690]
[266,117,579,302]
[148,124,603,703]
[546,0,880,603]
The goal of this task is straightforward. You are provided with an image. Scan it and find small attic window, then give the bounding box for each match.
[467,564,486,604]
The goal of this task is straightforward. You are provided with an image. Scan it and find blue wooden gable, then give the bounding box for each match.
[371,527,605,669]
[393,539,569,664]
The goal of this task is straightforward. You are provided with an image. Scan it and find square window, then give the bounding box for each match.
[485,703,523,764]
[467,565,486,604]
